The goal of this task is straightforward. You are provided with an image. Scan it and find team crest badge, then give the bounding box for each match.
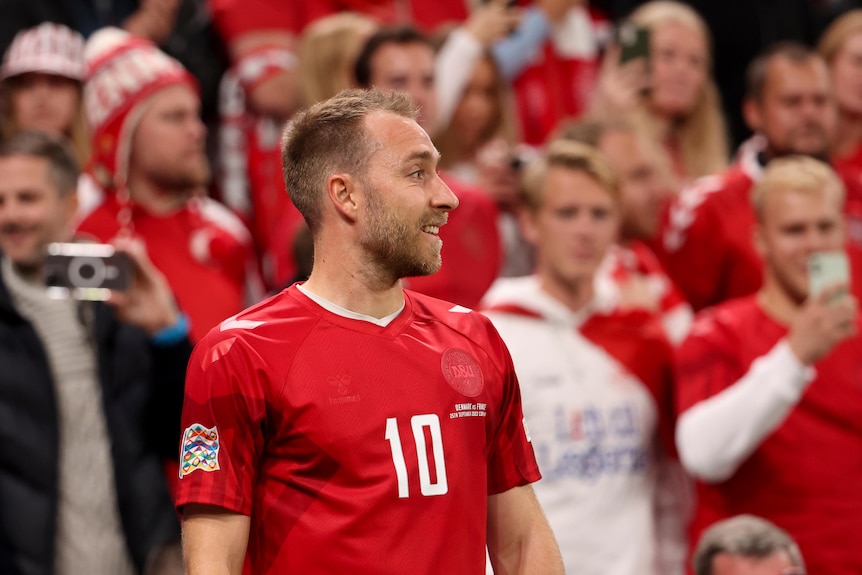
[180,423,221,478]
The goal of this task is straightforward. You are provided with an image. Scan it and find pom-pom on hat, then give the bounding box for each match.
[1,23,86,82]
[83,27,197,192]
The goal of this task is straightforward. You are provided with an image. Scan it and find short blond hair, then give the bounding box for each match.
[752,156,845,221]
[521,139,620,212]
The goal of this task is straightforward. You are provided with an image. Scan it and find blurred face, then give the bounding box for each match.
[648,21,709,118]
[597,129,672,240]
[0,155,77,274]
[830,32,862,116]
[358,112,459,280]
[7,72,80,136]
[525,167,619,288]
[451,56,499,149]
[745,57,836,159]
[368,41,438,130]
[129,84,209,192]
[712,551,802,575]
[757,185,845,303]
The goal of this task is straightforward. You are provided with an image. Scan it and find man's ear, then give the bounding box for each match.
[743,97,763,133]
[753,222,767,257]
[518,206,540,247]
[327,173,360,222]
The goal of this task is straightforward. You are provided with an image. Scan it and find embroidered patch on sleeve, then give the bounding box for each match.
[179,423,221,478]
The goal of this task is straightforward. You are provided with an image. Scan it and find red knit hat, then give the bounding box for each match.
[1,23,85,82]
[83,27,197,192]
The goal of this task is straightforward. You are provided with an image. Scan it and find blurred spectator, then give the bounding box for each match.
[674,156,861,575]
[75,28,260,341]
[692,515,806,575]
[482,140,684,575]
[0,23,89,165]
[0,131,189,575]
[298,12,378,109]
[434,7,531,277]
[355,25,501,308]
[656,42,862,311]
[303,0,469,32]
[594,1,728,183]
[558,117,692,343]
[818,8,862,247]
[491,0,610,146]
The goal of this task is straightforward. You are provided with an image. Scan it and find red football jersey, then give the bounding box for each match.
[177,286,540,574]
[676,297,862,575]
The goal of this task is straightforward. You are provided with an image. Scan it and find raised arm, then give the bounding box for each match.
[182,504,250,575]
[486,484,563,575]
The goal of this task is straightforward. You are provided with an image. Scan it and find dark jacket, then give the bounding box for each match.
[0,262,191,575]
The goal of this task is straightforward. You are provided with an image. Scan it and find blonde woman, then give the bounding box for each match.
[593,1,728,184]
[818,9,862,176]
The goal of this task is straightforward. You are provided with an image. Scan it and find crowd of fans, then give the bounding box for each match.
[0,0,860,573]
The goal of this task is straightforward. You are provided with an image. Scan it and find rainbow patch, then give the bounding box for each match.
[180,423,220,478]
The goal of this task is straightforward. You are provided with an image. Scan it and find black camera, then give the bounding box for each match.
[44,243,132,300]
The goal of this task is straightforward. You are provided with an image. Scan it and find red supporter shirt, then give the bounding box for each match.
[403,173,501,309]
[675,296,862,575]
[656,142,862,311]
[76,194,257,342]
[176,286,540,574]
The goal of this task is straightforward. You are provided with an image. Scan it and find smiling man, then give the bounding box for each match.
[177,89,563,575]
[675,156,861,574]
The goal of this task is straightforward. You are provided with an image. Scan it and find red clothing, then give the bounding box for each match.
[403,174,501,309]
[606,241,689,315]
[675,296,862,575]
[177,286,540,574]
[656,144,862,311]
[76,194,258,342]
[304,0,468,32]
[512,6,608,145]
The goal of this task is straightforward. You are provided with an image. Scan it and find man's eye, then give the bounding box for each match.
[410,170,424,179]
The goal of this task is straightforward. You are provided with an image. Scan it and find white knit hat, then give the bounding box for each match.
[1,23,85,81]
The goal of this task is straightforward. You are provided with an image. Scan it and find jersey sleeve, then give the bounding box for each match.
[175,332,271,515]
[484,324,541,494]
[674,316,739,416]
[656,177,730,311]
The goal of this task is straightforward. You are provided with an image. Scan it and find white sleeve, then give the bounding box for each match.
[435,27,484,131]
[675,339,815,483]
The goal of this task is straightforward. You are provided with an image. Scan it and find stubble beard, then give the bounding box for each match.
[361,189,442,281]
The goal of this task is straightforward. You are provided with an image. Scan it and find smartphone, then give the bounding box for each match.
[43,242,132,301]
[617,22,650,64]
[808,251,850,300]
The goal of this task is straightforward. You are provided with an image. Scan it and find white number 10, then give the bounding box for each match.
[385,414,449,498]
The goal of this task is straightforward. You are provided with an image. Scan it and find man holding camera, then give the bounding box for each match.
[0,131,190,574]
[674,156,862,575]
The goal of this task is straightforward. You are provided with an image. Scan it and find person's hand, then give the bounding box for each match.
[591,44,650,117]
[464,2,522,46]
[787,284,858,365]
[617,273,660,313]
[107,237,181,336]
[535,0,581,23]
[123,0,181,44]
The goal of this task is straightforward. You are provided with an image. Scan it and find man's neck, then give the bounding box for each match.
[757,279,802,326]
[537,269,594,314]
[302,248,406,319]
[126,177,191,215]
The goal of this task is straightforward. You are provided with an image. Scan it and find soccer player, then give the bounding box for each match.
[482,140,683,575]
[675,155,862,574]
[177,89,563,575]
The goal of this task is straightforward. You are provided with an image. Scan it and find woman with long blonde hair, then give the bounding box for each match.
[818,9,862,174]
[593,1,728,184]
